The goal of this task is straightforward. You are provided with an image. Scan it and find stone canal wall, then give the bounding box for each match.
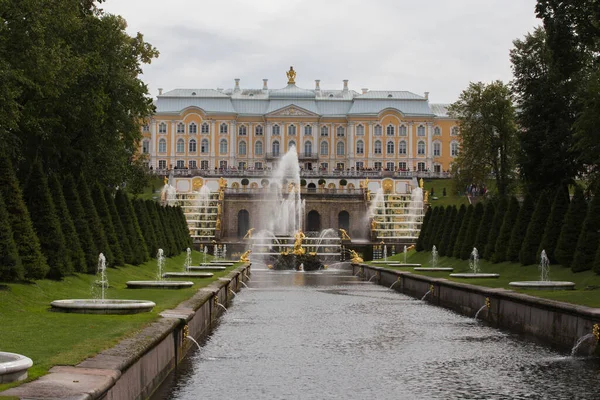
[355,264,600,352]
[2,265,250,400]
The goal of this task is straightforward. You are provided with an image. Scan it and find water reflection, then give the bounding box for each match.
[152,269,599,400]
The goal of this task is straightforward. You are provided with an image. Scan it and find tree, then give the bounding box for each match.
[519,195,551,265]
[155,203,178,257]
[91,183,124,267]
[23,161,72,279]
[438,206,457,257]
[77,175,113,266]
[555,186,586,268]
[145,200,167,256]
[426,207,445,251]
[453,204,473,258]
[415,207,432,252]
[421,207,440,252]
[445,205,466,257]
[539,186,570,263]
[133,199,157,257]
[475,201,495,256]
[63,175,97,272]
[0,148,48,279]
[114,190,148,264]
[0,191,24,282]
[571,193,600,272]
[483,197,507,260]
[460,202,484,260]
[493,196,520,263]
[448,81,518,196]
[507,193,535,262]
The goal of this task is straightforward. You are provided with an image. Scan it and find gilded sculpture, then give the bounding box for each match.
[243,228,255,239]
[339,228,351,241]
[349,250,363,264]
[240,249,251,263]
[286,66,296,84]
[293,230,306,255]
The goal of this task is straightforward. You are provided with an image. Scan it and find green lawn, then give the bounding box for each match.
[421,178,469,207]
[0,251,240,393]
[369,249,600,308]
[135,176,164,201]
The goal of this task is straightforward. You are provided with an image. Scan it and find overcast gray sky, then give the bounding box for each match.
[102,0,539,104]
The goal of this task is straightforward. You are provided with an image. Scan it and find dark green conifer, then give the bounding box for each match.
[445,204,466,257]
[493,196,520,263]
[520,195,551,265]
[507,193,535,262]
[169,206,186,252]
[0,150,49,279]
[23,162,72,279]
[427,206,446,251]
[539,186,570,264]
[177,206,192,248]
[155,204,178,256]
[571,193,600,272]
[460,202,484,259]
[114,190,148,264]
[421,207,440,252]
[104,190,133,264]
[453,204,473,258]
[415,207,432,252]
[91,184,124,266]
[555,187,586,268]
[134,199,158,257]
[146,200,167,256]
[483,197,507,260]
[63,175,97,272]
[0,191,24,282]
[474,201,495,256]
[438,206,457,257]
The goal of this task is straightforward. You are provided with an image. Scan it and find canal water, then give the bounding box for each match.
[152,269,599,399]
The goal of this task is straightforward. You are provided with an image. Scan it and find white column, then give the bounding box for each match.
[230,120,236,168]
[248,123,253,162]
[170,121,176,169]
[368,122,374,167]
[427,122,434,170]
[348,122,355,169]
[150,119,157,168]
[210,121,216,169]
[266,122,272,157]
[408,122,414,169]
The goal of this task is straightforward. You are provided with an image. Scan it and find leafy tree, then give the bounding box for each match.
[23,162,72,279]
[133,199,157,257]
[460,202,484,260]
[0,191,24,282]
[539,186,570,263]
[104,190,133,264]
[63,175,97,272]
[77,175,113,266]
[475,201,495,256]
[0,149,48,279]
[445,205,466,257]
[48,174,87,273]
[519,195,551,265]
[453,204,473,258]
[415,207,432,252]
[438,206,457,257]
[555,186,586,268]
[507,193,535,262]
[493,197,520,263]
[114,190,148,264]
[448,81,518,196]
[571,193,600,272]
[483,197,507,260]
[91,183,124,266]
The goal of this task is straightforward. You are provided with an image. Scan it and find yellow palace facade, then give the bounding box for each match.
[140,68,459,174]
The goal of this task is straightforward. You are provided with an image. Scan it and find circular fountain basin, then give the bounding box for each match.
[162,272,214,279]
[188,266,226,271]
[126,280,194,289]
[211,260,236,264]
[450,273,500,279]
[508,281,575,290]
[0,352,33,384]
[387,263,421,267]
[413,267,454,272]
[50,299,156,314]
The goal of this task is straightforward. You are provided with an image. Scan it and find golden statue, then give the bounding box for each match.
[371,219,377,231]
[219,177,227,189]
[217,203,222,215]
[349,250,363,264]
[339,228,351,241]
[192,177,203,191]
[243,228,255,239]
[286,66,296,84]
[419,178,424,189]
[219,191,224,200]
[288,182,295,193]
[240,249,251,263]
[424,190,429,204]
[366,190,371,202]
[293,230,306,256]
[163,176,169,185]
[215,218,221,230]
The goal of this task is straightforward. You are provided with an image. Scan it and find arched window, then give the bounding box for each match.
[255,141,263,155]
[417,140,426,155]
[306,210,321,232]
[176,138,185,153]
[142,139,150,154]
[399,140,407,155]
[434,126,441,136]
[356,124,364,136]
[238,125,247,136]
[374,124,382,136]
[320,126,329,137]
[237,210,250,239]
[272,140,280,155]
[304,125,312,136]
[386,125,395,136]
[356,140,364,154]
[189,122,197,134]
[158,138,167,153]
[304,141,313,155]
[273,124,280,135]
[288,140,296,150]
[219,139,228,154]
[336,126,345,137]
[417,125,426,136]
[336,141,345,155]
[338,211,350,232]
[159,122,167,134]
[201,139,209,153]
[399,125,407,136]
[374,140,382,154]
[433,141,441,156]
[176,122,185,134]
[238,140,247,155]
[451,141,459,156]
[189,139,197,153]
[320,141,328,156]
[387,140,394,154]
[451,126,459,136]
[288,124,296,136]
[201,122,209,134]
[255,125,263,136]
[219,123,228,134]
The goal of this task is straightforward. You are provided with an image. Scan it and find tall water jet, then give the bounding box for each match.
[431,245,439,268]
[539,250,549,282]
[450,247,499,278]
[184,248,192,271]
[95,253,108,302]
[469,248,479,274]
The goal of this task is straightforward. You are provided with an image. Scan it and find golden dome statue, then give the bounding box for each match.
[286,66,296,84]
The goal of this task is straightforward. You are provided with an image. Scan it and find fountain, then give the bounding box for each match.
[509,250,574,290]
[421,284,434,301]
[474,297,491,319]
[414,245,453,272]
[571,324,599,356]
[52,254,156,314]
[450,248,499,279]
[0,352,33,383]
[186,247,228,271]
[126,249,194,289]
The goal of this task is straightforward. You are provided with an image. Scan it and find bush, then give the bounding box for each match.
[453,204,473,258]
[91,183,124,266]
[241,178,249,186]
[104,189,134,264]
[492,196,520,263]
[415,207,432,252]
[444,204,466,257]
[114,190,148,264]
[0,191,24,282]
[339,179,347,186]
[555,186,586,268]
[427,206,446,251]
[482,197,507,260]
[519,195,551,265]
[438,206,457,257]
[134,199,158,257]
[460,202,484,260]
[300,179,307,187]
[571,193,600,272]
[474,201,495,255]
[506,192,535,262]
[539,186,570,264]
[318,178,326,186]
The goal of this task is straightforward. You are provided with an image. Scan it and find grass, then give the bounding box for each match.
[421,178,468,207]
[369,249,600,308]
[135,176,164,201]
[0,250,240,393]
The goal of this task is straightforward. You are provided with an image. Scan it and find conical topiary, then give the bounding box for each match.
[453,204,473,258]
[460,202,484,260]
[571,192,600,272]
[176,206,192,248]
[23,162,72,279]
[156,204,178,257]
[0,191,24,282]
[483,197,508,260]
[507,193,535,263]
[539,186,570,264]
[493,196,520,263]
[555,186,586,268]
[134,199,158,257]
[0,149,49,279]
[519,195,551,266]
[474,201,495,256]
[438,206,457,257]
[426,206,445,251]
[445,204,466,257]
[114,190,148,264]
[91,183,124,266]
[416,207,432,252]
[104,189,133,264]
[146,200,167,255]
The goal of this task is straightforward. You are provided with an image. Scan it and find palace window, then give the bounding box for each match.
[238,140,247,155]
[142,140,150,154]
[336,141,345,155]
[320,162,329,170]
[399,140,407,155]
[387,162,394,171]
[417,125,426,136]
[158,138,167,153]
[451,126,459,136]
[417,140,426,155]
[304,125,312,136]
[356,140,364,155]
[219,160,228,169]
[142,124,150,132]
[387,141,394,154]
[189,138,197,153]
[304,141,313,155]
[386,125,395,136]
[451,141,459,157]
[336,162,345,170]
[200,160,209,170]
[273,124,281,136]
[399,161,407,171]
[238,125,247,136]
[255,125,263,136]
[176,138,185,153]
[288,124,297,136]
[433,141,441,156]
[399,125,407,136]
[201,123,209,134]
[158,160,167,169]
[288,140,296,150]
[336,126,345,137]
[189,160,197,169]
[356,124,365,136]
[255,162,263,170]
[374,162,382,170]
[272,140,280,156]
[418,162,426,171]
[177,122,185,134]
[374,140,382,154]
[201,139,209,154]
[238,162,247,170]
[255,141,263,156]
[434,126,441,136]
[189,122,197,134]
[219,139,228,154]
[320,141,328,156]
[434,164,441,173]
[176,160,185,169]
[320,126,329,137]
[159,122,167,134]
[219,123,228,134]
[374,124,382,136]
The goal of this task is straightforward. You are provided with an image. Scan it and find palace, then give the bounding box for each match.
[139,68,459,175]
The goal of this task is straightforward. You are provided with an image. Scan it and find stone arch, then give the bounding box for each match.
[338,211,350,232]
[237,209,250,239]
[307,182,317,191]
[306,210,321,232]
